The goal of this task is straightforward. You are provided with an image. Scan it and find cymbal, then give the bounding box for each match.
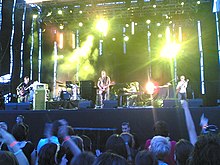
[56,80,64,84]
[58,84,66,87]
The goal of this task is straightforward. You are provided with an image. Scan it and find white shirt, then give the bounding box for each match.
[176,80,188,93]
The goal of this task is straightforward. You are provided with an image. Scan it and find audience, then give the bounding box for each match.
[0,150,19,165]
[11,123,34,164]
[92,152,128,165]
[0,100,219,165]
[15,115,29,138]
[120,132,137,163]
[80,135,92,152]
[149,135,171,165]
[135,150,158,165]
[0,127,29,165]
[121,122,139,149]
[145,121,176,165]
[38,143,67,165]
[105,134,127,159]
[188,134,220,165]
[70,151,95,165]
[174,139,194,165]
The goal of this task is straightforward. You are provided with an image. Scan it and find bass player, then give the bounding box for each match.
[16,76,32,103]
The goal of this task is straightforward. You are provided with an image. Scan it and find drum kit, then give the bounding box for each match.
[56,81,80,101]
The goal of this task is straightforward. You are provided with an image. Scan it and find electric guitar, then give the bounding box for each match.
[176,79,189,94]
[17,82,35,97]
[98,82,115,95]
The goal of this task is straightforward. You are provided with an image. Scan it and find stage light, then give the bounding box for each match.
[58,55,64,59]
[158,34,162,38]
[26,0,43,3]
[146,19,151,24]
[59,33,64,49]
[33,14,38,19]
[160,42,181,58]
[59,25,64,30]
[156,23,161,26]
[146,81,156,95]
[46,12,52,17]
[96,18,108,36]
[124,36,129,41]
[79,22,83,27]
[58,10,62,15]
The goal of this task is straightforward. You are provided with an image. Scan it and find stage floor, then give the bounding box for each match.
[0,106,219,151]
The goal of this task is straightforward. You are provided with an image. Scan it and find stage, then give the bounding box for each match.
[0,105,219,151]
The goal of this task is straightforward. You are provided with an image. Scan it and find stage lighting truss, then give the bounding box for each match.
[18,0,211,29]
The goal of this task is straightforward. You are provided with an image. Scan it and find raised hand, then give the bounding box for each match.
[200,113,209,127]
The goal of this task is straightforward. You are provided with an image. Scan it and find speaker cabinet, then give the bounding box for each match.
[103,100,118,108]
[188,99,203,107]
[5,103,31,110]
[33,89,46,110]
[5,103,17,110]
[163,99,179,108]
[78,100,95,109]
[80,80,96,102]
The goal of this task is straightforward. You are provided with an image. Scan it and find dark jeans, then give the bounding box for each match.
[178,92,187,100]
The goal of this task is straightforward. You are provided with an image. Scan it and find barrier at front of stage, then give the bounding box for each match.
[74,127,117,152]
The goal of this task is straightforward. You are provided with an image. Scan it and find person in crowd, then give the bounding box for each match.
[0,121,8,130]
[35,119,81,165]
[188,134,220,165]
[145,121,176,165]
[70,151,95,165]
[11,123,35,164]
[0,121,8,150]
[105,134,127,159]
[149,135,171,165]
[92,152,128,165]
[97,70,111,107]
[121,122,131,134]
[0,127,29,165]
[80,135,92,152]
[15,115,29,138]
[36,120,62,153]
[176,75,189,101]
[62,135,84,164]
[121,121,139,149]
[120,132,136,164]
[38,143,67,165]
[174,139,194,165]
[0,150,19,165]
[135,150,158,165]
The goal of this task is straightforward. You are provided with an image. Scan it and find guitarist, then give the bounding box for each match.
[176,75,189,100]
[97,70,111,106]
[16,76,32,103]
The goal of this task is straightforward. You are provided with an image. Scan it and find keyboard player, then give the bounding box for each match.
[122,82,139,107]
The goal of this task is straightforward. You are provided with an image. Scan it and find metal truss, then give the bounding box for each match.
[21,0,211,28]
